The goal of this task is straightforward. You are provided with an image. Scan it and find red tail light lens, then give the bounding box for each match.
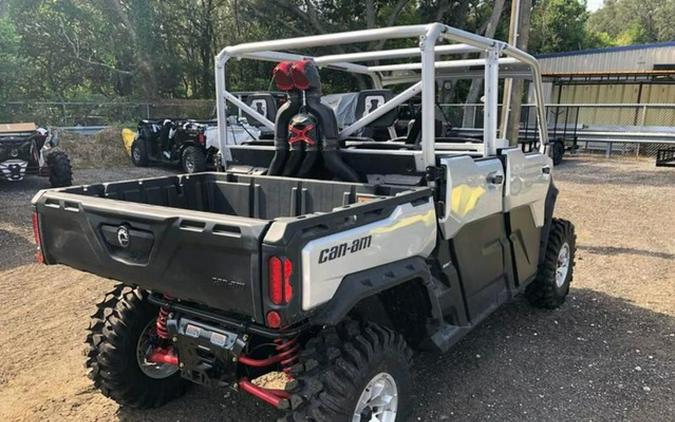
[197,132,205,145]
[269,256,283,305]
[290,60,311,90]
[32,211,44,264]
[273,61,294,91]
[266,311,282,328]
[283,258,293,303]
[268,256,293,305]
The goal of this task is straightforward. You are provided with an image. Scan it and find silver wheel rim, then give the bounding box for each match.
[184,155,194,172]
[132,146,141,161]
[352,372,398,422]
[555,242,571,288]
[136,321,179,379]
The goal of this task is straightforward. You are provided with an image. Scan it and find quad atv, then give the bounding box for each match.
[130,119,216,173]
[0,123,72,187]
[33,24,575,421]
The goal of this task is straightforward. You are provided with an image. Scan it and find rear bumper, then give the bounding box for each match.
[148,294,306,339]
[0,159,28,181]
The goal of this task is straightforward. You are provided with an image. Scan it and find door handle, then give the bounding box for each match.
[487,172,504,185]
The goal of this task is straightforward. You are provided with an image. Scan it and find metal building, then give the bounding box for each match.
[536,42,675,127]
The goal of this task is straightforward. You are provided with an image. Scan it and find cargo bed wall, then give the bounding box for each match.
[34,172,415,321]
[33,191,269,320]
[59,172,401,219]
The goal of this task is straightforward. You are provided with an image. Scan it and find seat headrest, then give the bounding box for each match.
[244,93,279,125]
[354,89,397,128]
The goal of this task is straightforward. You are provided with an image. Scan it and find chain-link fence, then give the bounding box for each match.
[439,103,675,157]
[2,100,673,157]
[0,100,216,126]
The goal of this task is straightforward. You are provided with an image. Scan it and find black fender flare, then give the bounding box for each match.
[310,256,442,326]
[538,182,559,266]
[178,141,203,154]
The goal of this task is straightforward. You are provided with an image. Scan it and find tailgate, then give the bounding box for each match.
[33,190,269,320]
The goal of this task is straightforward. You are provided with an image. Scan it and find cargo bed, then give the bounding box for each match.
[33,172,430,321]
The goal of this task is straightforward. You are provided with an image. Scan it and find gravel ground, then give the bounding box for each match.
[0,155,673,421]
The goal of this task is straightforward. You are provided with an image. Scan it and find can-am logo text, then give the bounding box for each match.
[318,235,372,264]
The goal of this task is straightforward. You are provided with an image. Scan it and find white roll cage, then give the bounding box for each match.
[215,23,549,169]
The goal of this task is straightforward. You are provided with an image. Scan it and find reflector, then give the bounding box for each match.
[266,310,282,328]
[32,212,44,263]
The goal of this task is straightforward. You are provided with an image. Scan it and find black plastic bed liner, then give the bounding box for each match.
[33,172,429,321]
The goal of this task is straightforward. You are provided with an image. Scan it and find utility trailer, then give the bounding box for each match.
[656,147,675,167]
[33,24,575,421]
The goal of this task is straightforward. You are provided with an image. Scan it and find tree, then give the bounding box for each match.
[3,0,626,104]
[529,0,596,53]
[506,0,533,145]
[0,16,27,101]
[461,0,507,127]
[587,0,675,45]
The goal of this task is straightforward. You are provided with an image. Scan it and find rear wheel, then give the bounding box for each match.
[181,146,206,173]
[551,141,565,166]
[46,149,72,187]
[285,320,412,422]
[526,218,576,309]
[131,138,149,167]
[84,285,188,408]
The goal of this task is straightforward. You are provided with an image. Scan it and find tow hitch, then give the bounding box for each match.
[144,299,298,410]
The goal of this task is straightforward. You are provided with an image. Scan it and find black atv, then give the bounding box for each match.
[130,119,216,173]
[0,123,72,187]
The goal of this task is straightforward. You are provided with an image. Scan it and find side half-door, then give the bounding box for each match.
[500,147,552,288]
[438,155,510,323]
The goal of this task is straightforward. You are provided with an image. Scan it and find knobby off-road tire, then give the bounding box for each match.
[46,149,72,187]
[526,218,576,309]
[551,141,565,166]
[131,138,149,167]
[181,146,207,173]
[284,320,413,422]
[84,285,188,408]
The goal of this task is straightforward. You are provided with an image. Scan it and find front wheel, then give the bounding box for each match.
[526,218,576,309]
[551,141,565,166]
[84,285,188,408]
[46,149,72,187]
[285,320,413,422]
[131,138,149,167]
[181,146,207,173]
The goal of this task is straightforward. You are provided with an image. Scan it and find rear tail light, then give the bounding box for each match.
[272,61,294,91]
[268,256,293,305]
[197,132,205,145]
[32,211,44,264]
[283,258,293,303]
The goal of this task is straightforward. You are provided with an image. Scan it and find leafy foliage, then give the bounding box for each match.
[587,0,675,44]
[0,0,651,102]
[529,0,601,53]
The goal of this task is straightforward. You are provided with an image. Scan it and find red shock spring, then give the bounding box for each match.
[274,338,299,376]
[155,295,172,340]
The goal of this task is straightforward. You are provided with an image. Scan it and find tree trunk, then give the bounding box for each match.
[365,0,376,28]
[461,0,506,128]
[507,0,533,146]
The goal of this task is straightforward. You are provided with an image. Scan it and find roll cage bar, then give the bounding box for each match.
[215,23,549,169]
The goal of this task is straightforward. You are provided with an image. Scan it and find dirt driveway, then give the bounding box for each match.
[0,156,673,421]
